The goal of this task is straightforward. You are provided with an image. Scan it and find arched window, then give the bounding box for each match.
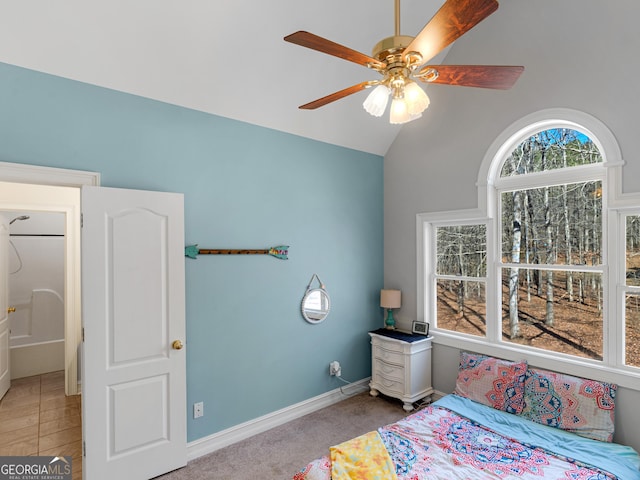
[417,109,640,387]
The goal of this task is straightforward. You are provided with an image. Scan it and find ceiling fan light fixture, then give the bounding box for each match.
[404,81,430,116]
[285,0,524,125]
[363,85,390,117]
[389,97,411,124]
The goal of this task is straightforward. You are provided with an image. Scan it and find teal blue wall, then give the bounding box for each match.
[0,62,384,442]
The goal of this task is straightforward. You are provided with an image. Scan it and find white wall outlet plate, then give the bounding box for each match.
[193,401,204,419]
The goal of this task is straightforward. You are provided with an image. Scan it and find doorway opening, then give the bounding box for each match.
[0,162,97,477]
[0,161,100,396]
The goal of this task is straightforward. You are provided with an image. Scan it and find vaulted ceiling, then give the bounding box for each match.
[0,0,510,155]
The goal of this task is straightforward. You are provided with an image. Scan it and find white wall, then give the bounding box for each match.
[384,0,640,451]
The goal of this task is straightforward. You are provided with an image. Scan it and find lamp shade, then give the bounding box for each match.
[380,289,401,309]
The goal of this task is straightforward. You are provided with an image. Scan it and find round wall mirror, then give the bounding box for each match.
[301,288,331,324]
[301,274,330,324]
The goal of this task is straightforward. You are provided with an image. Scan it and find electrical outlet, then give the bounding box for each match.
[329,361,341,377]
[193,401,204,419]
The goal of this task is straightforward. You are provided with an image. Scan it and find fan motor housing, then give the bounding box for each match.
[372,35,414,62]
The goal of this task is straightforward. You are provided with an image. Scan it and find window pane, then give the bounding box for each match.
[501,181,602,265]
[436,225,487,277]
[501,268,603,360]
[500,128,602,177]
[626,294,640,367]
[436,279,485,337]
[627,215,640,287]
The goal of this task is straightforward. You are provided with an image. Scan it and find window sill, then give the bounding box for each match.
[431,328,640,391]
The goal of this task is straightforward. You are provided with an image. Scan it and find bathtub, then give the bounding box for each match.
[9,288,65,379]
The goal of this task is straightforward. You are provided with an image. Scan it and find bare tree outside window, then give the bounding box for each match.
[435,224,487,336]
[625,215,640,366]
[499,129,604,359]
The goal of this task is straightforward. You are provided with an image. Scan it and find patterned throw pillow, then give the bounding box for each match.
[521,368,617,442]
[454,352,528,414]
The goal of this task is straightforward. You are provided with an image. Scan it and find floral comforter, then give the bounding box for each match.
[294,395,640,480]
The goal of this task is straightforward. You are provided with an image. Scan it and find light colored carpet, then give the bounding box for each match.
[158,390,412,479]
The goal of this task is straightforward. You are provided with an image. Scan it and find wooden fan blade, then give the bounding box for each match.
[416,65,524,89]
[284,31,385,69]
[403,0,499,64]
[299,82,374,110]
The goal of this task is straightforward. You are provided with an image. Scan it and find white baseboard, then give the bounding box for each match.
[186,377,370,461]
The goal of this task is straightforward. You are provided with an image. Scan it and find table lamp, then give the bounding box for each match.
[380,289,401,330]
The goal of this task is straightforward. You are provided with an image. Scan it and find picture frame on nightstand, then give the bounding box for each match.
[412,321,429,336]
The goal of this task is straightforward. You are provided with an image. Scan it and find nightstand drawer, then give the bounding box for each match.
[373,358,404,381]
[375,373,404,396]
[373,337,405,354]
[373,346,403,365]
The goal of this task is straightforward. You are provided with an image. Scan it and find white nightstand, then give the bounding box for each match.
[368,330,433,411]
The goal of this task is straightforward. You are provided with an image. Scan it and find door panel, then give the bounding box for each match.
[111,375,168,453]
[110,208,167,364]
[82,186,186,480]
[0,214,9,400]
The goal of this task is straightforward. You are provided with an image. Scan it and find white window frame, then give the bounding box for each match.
[615,209,640,372]
[420,214,493,341]
[417,108,640,390]
[496,162,608,359]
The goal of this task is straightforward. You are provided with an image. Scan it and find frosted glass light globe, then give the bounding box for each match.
[404,82,430,116]
[363,85,390,117]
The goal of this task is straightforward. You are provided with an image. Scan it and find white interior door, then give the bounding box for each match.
[0,214,10,400]
[82,186,187,479]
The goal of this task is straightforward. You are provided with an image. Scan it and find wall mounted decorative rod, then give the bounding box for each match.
[184,244,289,260]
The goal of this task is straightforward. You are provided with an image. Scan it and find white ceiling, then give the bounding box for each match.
[0,0,472,155]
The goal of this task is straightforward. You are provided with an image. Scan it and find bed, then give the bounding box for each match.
[293,353,640,479]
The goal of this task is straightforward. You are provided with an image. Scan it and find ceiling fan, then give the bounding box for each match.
[284,0,524,124]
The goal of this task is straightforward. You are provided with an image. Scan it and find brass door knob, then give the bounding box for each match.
[172,340,184,350]
[7,307,16,314]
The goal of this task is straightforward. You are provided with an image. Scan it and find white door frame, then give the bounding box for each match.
[0,214,10,400]
[0,161,100,395]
